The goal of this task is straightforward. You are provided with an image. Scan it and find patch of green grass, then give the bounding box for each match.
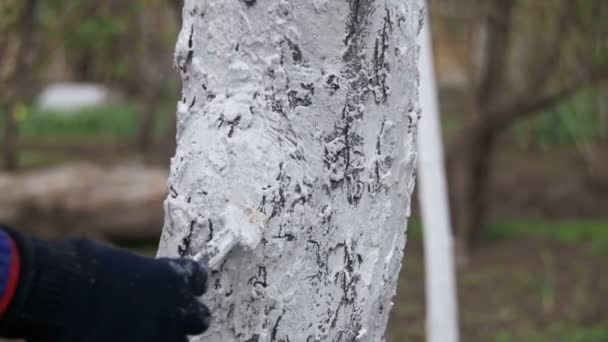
[19,103,140,141]
[501,324,608,342]
[406,216,423,240]
[410,216,608,254]
[485,218,608,254]
[0,101,176,143]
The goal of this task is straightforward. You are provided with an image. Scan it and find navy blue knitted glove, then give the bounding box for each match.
[0,228,211,342]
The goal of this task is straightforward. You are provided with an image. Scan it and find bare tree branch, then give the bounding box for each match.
[476,0,514,110]
[522,0,575,94]
[488,64,608,133]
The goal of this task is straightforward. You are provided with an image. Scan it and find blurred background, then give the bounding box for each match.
[0,0,606,341]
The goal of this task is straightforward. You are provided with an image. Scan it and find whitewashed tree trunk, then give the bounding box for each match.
[157,1,423,341]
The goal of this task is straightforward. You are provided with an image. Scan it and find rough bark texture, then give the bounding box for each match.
[157,1,423,341]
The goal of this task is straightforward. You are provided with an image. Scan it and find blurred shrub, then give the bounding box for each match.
[38,0,176,85]
[2,0,178,93]
[512,88,601,149]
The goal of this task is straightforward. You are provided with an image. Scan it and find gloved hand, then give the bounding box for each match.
[0,228,211,342]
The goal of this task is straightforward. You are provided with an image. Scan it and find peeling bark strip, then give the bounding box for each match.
[158,1,423,341]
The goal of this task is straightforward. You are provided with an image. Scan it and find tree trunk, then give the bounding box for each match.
[157,0,423,341]
[465,128,496,246]
[1,0,40,171]
[600,81,608,139]
[2,105,19,171]
[448,117,496,256]
[135,92,158,151]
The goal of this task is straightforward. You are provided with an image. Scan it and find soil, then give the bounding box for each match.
[387,236,608,341]
[491,145,608,219]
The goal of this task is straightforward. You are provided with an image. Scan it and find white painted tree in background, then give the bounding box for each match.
[416,8,459,342]
[157,0,423,341]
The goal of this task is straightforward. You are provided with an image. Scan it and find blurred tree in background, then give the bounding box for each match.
[1,0,180,170]
[50,0,180,150]
[1,0,43,171]
[432,0,608,256]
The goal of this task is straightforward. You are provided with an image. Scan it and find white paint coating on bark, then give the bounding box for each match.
[157,1,423,341]
[416,9,460,342]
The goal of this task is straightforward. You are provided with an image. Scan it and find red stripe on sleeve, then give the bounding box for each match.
[0,237,21,317]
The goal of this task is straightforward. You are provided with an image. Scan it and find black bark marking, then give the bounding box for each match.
[397,11,406,27]
[330,266,360,334]
[266,163,291,220]
[188,96,196,109]
[270,309,286,342]
[248,266,268,288]
[287,83,314,109]
[371,118,390,193]
[325,74,340,95]
[344,243,355,273]
[169,185,178,198]
[178,25,195,73]
[217,114,242,138]
[266,94,285,116]
[241,0,257,7]
[305,239,328,282]
[407,107,417,133]
[257,195,267,213]
[206,218,214,242]
[371,6,392,104]
[179,50,194,73]
[284,37,303,64]
[227,303,235,318]
[289,150,305,162]
[177,220,196,257]
[227,116,241,138]
[274,223,296,241]
[289,182,311,210]
[188,25,194,49]
[323,106,366,205]
[376,118,385,155]
[244,335,260,342]
[344,0,363,46]
[418,8,425,34]
[189,6,202,17]
[322,0,375,206]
